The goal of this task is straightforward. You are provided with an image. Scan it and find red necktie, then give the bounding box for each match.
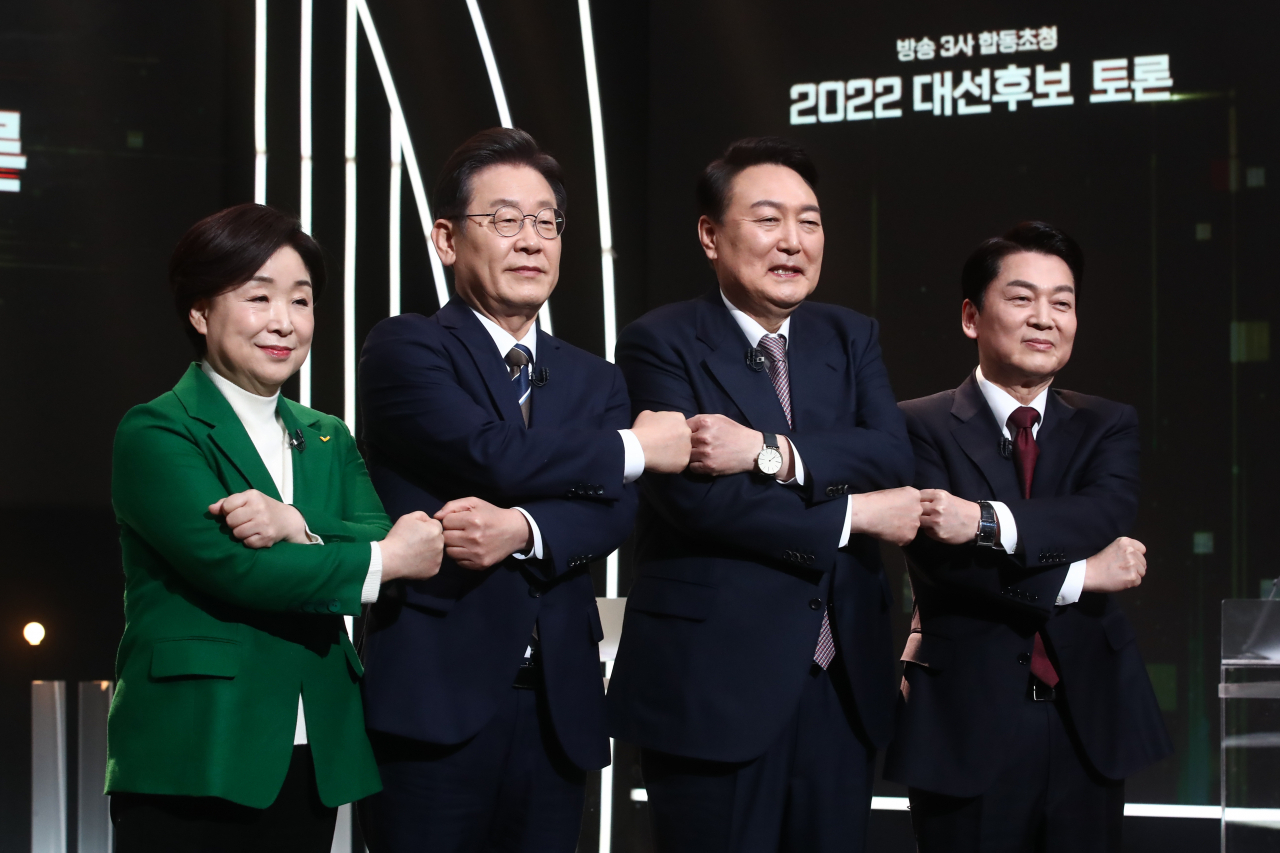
[1007,407,1059,688]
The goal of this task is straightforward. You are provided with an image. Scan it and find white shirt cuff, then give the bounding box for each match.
[619,429,645,484]
[1057,560,1087,606]
[361,541,383,604]
[779,437,805,486]
[988,501,1018,553]
[510,507,544,560]
[299,519,323,545]
[838,495,853,548]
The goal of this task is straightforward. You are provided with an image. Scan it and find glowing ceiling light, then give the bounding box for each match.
[24,622,45,646]
[254,0,267,204]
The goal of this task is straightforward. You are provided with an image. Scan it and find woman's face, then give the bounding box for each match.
[190,245,315,396]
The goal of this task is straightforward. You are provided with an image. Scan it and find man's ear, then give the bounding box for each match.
[189,300,210,336]
[431,218,459,267]
[697,215,719,261]
[961,298,980,341]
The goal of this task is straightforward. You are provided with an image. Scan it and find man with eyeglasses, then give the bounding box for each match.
[606,137,919,852]
[357,127,691,852]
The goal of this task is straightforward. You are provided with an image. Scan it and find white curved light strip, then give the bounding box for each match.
[298,0,313,407]
[578,0,616,364]
[464,0,553,335]
[253,0,267,204]
[354,0,448,307]
[343,0,358,432]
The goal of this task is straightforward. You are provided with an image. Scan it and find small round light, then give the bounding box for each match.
[23,622,45,646]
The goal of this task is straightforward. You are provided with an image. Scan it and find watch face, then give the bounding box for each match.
[757,446,783,475]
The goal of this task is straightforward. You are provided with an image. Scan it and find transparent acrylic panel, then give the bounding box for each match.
[1220,601,1280,851]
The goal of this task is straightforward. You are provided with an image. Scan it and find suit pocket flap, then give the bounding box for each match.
[1103,609,1137,651]
[628,576,716,622]
[150,638,241,679]
[901,632,952,671]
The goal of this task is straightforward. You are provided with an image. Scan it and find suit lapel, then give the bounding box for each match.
[278,398,331,502]
[696,293,792,434]
[437,298,525,426]
[173,364,283,501]
[950,372,1022,502]
[1030,389,1084,499]
[530,329,567,429]
[783,304,840,431]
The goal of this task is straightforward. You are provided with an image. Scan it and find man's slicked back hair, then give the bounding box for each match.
[961,221,1085,311]
[697,137,819,222]
[433,127,567,223]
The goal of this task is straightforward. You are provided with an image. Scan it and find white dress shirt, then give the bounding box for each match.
[719,292,857,548]
[201,362,383,745]
[974,367,1087,606]
[468,308,646,563]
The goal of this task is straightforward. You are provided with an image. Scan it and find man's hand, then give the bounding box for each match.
[434,497,534,571]
[1082,537,1147,593]
[209,489,310,549]
[379,511,444,581]
[918,489,983,545]
[686,414,795,479]
[848,487,922,546]
[631,410,692,473]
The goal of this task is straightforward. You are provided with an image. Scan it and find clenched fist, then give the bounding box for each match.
[379,511,445,581]
[209,489,310,549]
[687,414,793,478]
[848,487,923,547]
[631,410,693,474]
[918,489,983,545]
[1083,536,1147,593]
[435,497,534,571]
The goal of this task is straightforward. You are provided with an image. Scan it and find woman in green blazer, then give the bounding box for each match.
[107,204,443,852]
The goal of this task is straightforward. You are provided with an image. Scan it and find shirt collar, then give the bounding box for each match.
[200,360,280,429]
[721,290,791,349]
[975,366,1049,439]
[470,307,538,362]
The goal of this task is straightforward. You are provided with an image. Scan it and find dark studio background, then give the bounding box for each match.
[1,1,1276,850]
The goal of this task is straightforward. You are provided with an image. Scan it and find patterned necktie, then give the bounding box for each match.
[1008,406,1059,688]
[758,334,833,668]
[755,334,793,428]
[505,344,533,427]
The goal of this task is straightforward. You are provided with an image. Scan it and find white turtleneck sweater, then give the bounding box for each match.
[201,362,382,745]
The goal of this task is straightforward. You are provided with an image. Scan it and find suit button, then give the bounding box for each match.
[327,600,341,613]
[594,487,604,496]
[529,588,541,598]
[1018,653,1031,665]
[809,598,823,610]
[826,486,837,497]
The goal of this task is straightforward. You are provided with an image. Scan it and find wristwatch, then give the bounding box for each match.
[976,500,999,547]
[755,432,783,476]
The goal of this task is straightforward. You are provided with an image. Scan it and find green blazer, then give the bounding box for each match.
[106,364,388,808]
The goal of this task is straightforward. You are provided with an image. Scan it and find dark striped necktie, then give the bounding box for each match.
[505,344,533,427]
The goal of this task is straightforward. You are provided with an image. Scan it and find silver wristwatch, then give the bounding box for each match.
[755,432,783,476]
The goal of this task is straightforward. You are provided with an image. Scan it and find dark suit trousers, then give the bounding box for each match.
[111,745,336,853]
[908,691,1124,853]
[641,660,875,853]
[360,684,586,853]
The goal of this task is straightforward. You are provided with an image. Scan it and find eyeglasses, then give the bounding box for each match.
[464,205,566,239]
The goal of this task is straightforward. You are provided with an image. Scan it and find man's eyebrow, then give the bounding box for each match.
[483,198,555,210]
[1004,279,1075,294]
[747,200,822,214]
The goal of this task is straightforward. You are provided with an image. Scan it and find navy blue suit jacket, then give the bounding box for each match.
[606,291,913,761]
[883,373,1173,796]
[357,298,638,771]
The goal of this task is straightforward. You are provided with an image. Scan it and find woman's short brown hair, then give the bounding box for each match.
[169,203,326,354]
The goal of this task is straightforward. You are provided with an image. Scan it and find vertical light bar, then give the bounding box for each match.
[577,0,617,362]
[298,0,313,407]
[31,680,67,853]
[354,0,447,307]
[331,804,352,853]
[389,115,403,317]
[77,681,113,853]
[343,0,358,432]
[464,0,513,128]
[253,0,268,204]
[599,734,615,853]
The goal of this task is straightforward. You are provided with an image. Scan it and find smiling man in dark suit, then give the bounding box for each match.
[884,222,1173,852]
[606,137,920,853]
[355,128,691,852]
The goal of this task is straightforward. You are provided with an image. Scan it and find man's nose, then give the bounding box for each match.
[513,221,543,253]
[776,223,802,254]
